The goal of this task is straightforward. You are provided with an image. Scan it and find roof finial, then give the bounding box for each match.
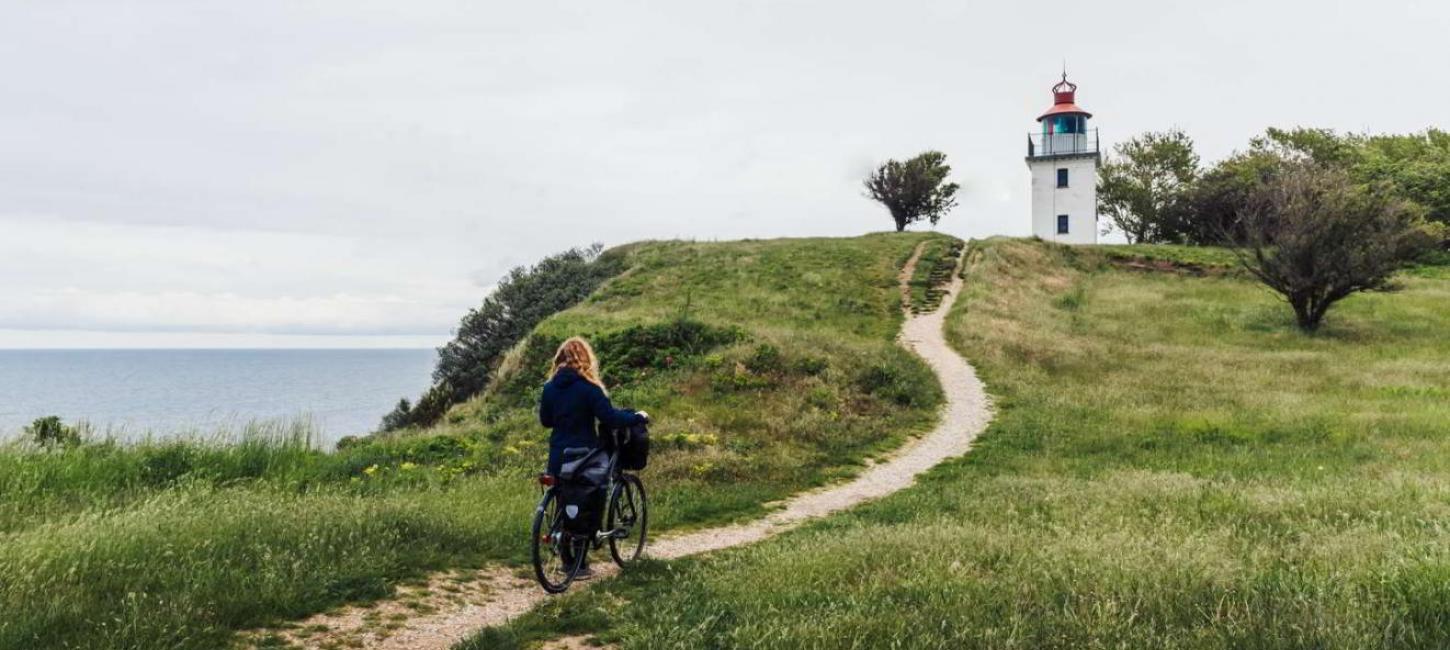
[1062,58,1067,81]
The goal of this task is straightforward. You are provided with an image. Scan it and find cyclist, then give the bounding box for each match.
[538,336,648,579]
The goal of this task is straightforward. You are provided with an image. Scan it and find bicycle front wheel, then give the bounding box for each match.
[607,474,648,566]
[531,488,587,593]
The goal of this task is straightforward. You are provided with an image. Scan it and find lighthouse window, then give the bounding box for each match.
[1057,214,1070,234]
[1051,115,1083,134]
[1057,168,1069,187]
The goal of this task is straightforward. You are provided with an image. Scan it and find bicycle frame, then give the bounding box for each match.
[536,428,632,545]
[593,429,630,544]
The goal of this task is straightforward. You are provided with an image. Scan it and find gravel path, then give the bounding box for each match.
[267,242,992,650]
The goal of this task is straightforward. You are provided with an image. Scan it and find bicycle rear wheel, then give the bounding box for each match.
[607,474,648,566]
[532,489,587,593]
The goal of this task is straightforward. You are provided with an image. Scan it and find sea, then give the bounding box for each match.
[0,349,437,446]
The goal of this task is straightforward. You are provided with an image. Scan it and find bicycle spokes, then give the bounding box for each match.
[607,474,648,566]
[533,490,587,593]
[615,486,636,525]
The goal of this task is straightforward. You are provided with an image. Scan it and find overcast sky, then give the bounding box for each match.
[2,0,1444,348]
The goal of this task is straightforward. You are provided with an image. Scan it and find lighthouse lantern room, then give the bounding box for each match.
[1026,73,1100,244]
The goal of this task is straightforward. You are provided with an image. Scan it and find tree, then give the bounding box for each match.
[434,245,623,402]
[863,151,960,232]
[1251,127,1360,167]
[1097,130,1200,243]
[1253,127,1450,243]
[25,416,81,448]
[381,244,627,431]
[1229,163,1434,332]
[1169,150,1285,245]
[1355,129,1450,234]
[378,398,413,432]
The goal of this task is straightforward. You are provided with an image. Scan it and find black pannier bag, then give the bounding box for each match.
[607,421,651,471]
[558,447,609,534]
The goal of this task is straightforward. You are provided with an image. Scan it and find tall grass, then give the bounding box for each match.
[0,419,326,533]
[0,478,531,649]
[1,232,955,649]
[467,238,1450,649]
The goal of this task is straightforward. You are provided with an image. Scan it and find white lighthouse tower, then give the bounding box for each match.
[1026,73,1100,244]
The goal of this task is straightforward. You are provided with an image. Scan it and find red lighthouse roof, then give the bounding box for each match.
[1036,74,1092,122]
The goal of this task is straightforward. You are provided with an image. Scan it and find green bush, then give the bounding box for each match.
[854,356,932,407]
[24,416,80,449]
[382,244,629,431]
[596,319,744,383]
[139,445,196,487]
[743,343,784,374]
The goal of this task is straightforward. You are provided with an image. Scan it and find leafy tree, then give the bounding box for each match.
[378,398,413,432]
[1097,129,1200,243]
[1229,163,1434,331]
[1355,129,1450,232]
[380,245,627,431]
[863,151,960,232]
[1252,127,1361,167]
[1169,150,1284,245]
[1253,127,1450,240]
[25,416,81,448]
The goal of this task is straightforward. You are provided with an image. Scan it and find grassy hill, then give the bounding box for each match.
[0,232,954,650]
[472,238,1450,649]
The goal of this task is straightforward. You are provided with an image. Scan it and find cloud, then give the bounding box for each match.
[2,0,1446,346]
[0,287,453,335]
[0,216,480,336]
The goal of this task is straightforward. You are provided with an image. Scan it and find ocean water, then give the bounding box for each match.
[0,349,437,445]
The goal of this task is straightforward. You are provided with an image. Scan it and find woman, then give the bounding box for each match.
[538,336,648,577]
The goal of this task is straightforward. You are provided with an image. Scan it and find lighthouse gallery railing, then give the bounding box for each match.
[1027,129,1099,158]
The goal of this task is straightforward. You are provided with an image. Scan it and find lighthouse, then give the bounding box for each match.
[1026,73,1100,244]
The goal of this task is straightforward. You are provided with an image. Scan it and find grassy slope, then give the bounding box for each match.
[472,238,1450,649]
[425,233,952,529]
[0,233,952,650]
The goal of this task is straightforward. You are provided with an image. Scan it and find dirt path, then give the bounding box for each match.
[263,242,992,650]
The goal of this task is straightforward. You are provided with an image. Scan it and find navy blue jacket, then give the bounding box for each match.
[539,367,643,474]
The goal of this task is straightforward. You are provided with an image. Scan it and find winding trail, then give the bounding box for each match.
[268,242,992,650]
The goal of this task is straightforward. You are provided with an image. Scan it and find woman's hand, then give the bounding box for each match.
[636,410,651,423]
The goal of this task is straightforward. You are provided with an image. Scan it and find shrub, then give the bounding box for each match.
[1230,163,1435,331]
[382,244,627,431]
[744,343,784,375]
[394,435,470,465]
[855,359,925,406]
[596,319,743,384]
[377,398,413,432]
[140,445,196,486]
[25,416,81,449]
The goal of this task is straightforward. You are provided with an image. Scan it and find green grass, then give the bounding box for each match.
[419,233,955,532]
[0,232,952,649]
[468,238,1450,649]
[1095,242,1242,268]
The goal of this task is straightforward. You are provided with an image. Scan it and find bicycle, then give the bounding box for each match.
[531,427,649,593]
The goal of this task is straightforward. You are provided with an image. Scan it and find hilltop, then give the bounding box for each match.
[0,232,961,650]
